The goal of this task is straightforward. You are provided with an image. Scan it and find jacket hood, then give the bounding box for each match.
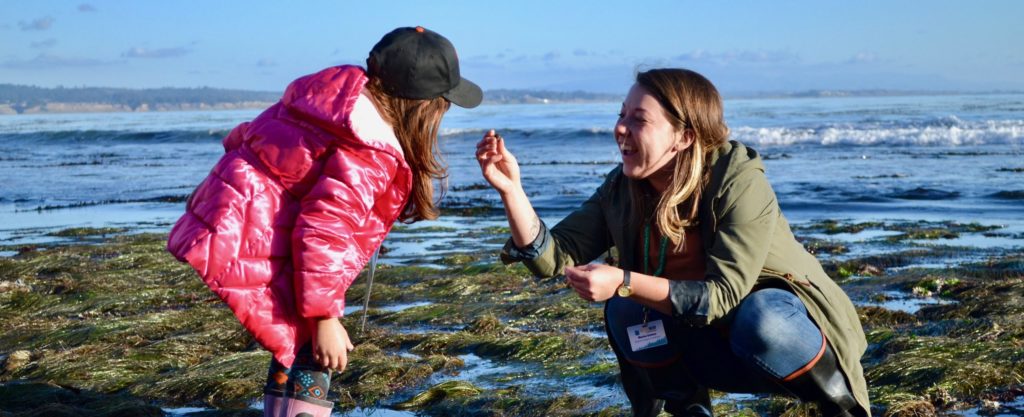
[281,65,369,140]
[708,140,766,187]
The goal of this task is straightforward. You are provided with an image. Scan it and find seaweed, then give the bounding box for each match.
[2,229,1022,416]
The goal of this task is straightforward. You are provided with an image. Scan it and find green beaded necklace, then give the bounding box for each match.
[643,223,669,277]
[640,223,668,325]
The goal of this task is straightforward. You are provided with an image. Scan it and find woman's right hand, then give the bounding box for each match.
[476,129,521,196]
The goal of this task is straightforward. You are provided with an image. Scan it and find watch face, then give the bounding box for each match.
[617,286,632,297]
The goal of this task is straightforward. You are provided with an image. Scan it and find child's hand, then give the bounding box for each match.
[312,317,355,372]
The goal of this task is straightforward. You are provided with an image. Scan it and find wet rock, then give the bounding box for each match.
[0,382,163,417]
[859,264,884,276]
[857,306,917,327]
[883,397,936,417]
[0,279,31,293]
[889,187,960,201]
[394,380,482,410]
[980,399,1001,413]
[3,350,31,373]
[467,314,504,335]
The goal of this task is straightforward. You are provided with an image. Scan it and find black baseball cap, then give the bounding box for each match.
[367,26,483,108]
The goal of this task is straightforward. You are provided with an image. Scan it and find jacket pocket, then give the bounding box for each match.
[760,266,813,288]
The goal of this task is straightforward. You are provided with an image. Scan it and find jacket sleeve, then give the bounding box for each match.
[292,146,399,319]
[500,174,613,278]
[669,167,778,326]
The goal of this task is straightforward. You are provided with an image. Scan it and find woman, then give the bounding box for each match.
[168,27,481,417]
[476,69,869,417]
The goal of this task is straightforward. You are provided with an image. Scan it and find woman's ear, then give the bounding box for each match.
[673,129,696,152]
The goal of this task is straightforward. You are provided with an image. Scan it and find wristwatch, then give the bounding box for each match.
[617,269,633,297]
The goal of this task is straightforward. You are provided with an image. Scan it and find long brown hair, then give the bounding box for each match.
[630,69,729,249]
[365,76,451,222]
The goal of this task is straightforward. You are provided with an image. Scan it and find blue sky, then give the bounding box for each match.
[1,1,1022,94]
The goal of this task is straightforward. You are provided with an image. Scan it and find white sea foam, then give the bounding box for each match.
[731,119,1024,147]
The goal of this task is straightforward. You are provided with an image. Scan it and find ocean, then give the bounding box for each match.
[1,94,1023,261]
[2,93,1023,416]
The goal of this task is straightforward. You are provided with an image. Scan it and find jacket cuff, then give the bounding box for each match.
[669,280,711,326]
[499,220,551,264]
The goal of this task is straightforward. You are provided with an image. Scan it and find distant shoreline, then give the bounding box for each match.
[0,101,277,115]
[2,83,1021,115]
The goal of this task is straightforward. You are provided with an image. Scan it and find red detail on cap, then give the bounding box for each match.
[415,26,425,33]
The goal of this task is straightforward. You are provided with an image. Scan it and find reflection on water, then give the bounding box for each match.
[948,396,1024,417]
[860,290,957,314]
[344,301,434,316]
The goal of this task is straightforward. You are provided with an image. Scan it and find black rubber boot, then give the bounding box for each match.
[780,344,859,417]
[663,386,713,417]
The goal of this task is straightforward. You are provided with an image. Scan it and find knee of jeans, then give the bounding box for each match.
[730,289,798,354]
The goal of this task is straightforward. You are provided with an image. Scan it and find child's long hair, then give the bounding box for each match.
[365,76,451,222]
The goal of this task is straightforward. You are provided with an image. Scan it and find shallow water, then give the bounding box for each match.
[950,396,1024,417]
[344,301,434,316]
[859,290,957,314]
[240,400,420,417]
[3,94,1023,242]
[3,96,1024,415]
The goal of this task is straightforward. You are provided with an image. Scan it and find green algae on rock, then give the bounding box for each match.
[857,256,1024,415]
[46,227,129,238]
[2,229,1023,416]
[393,380,483,410]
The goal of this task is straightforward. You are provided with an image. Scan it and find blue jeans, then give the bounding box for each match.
[610,288,825,402]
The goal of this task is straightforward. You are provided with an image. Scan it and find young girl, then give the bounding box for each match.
[477,68,869,417]
[168,27,481,417]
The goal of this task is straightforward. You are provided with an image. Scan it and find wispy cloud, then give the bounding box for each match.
[78,3,97,12]
[542,51,561,62]
[19,16,55,31]
[256,58,277,67]
[30,38,58,49]
[847,52,878,64]
[674,49,800,65]
[1,53,112,69]
[121,47,191,59]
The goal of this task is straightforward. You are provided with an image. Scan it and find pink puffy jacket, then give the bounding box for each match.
[167,66,411,367]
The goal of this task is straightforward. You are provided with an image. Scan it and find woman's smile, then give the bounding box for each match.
[619,141,637,157]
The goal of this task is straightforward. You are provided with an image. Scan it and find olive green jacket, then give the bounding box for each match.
[502,140,869,415]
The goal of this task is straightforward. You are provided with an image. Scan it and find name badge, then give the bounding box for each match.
[627,320,668,352]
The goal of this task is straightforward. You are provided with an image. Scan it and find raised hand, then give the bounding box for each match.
[475,129,521,196]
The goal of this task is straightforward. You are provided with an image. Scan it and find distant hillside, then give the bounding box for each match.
[0,84,280,114]
[724,89,1024,99]
[483,89,620,104]
[7,84,1005,115]
[0,84,624,114]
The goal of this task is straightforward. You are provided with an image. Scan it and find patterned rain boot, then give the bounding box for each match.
[264,353,333,417]
[263,393,332,417]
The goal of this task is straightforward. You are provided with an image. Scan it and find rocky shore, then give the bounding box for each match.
[0,220,1022,416]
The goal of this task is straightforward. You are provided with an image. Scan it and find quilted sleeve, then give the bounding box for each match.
[291,145,400,319]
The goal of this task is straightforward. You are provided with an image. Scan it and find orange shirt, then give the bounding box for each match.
[642,226,706,281]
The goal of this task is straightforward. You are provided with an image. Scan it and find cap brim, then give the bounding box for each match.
[443,78,483,108]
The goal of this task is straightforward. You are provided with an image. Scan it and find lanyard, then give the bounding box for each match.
[641,224,668,324]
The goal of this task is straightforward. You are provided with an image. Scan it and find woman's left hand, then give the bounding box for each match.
[564,264,623,302]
